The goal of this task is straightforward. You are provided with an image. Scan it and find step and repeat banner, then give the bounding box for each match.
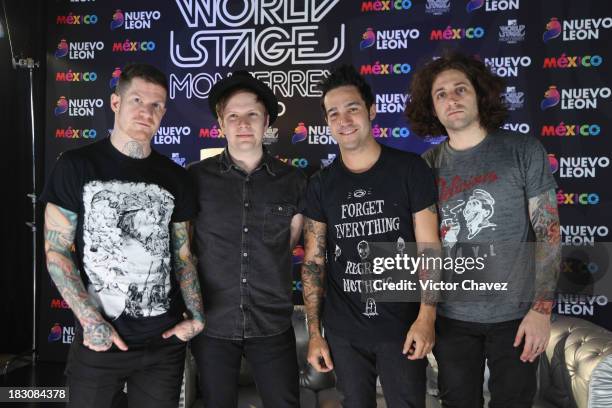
[40,0,611,361]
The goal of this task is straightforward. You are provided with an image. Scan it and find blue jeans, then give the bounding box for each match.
[433,316,538,408]
[326,330,427,408]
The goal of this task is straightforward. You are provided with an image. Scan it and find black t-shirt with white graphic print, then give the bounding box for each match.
[304,144,437,342]
[41,137,196,345]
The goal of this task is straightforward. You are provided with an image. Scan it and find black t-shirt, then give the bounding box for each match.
[304,145,437,342]
[40,138,196,345]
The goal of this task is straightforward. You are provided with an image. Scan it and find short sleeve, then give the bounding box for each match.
[522,137,558,199]
[303,172,327,223]
[39,151,83,213]
[407,155,438,213]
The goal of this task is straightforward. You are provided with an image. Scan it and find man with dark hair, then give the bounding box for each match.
[302,64,441,407]
[406,53,561,407]
[188,71,306,407]
[41,63,204,407]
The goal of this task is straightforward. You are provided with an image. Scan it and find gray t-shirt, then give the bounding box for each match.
[422,131,557,323]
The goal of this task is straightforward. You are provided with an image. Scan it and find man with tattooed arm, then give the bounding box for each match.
[41,63,204,407]
[406,52,561,408]
[302,65,441,407]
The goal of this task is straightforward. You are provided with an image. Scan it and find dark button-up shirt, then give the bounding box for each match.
[189,148,306,340]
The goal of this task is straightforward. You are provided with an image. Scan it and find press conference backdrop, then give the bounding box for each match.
[40,0,612,362]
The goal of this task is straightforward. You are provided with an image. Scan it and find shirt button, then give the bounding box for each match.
[244,202,249,208]
[278,206,283,211]
[243,252,248,257]
[244,227,249,233]
[242,278,247,283]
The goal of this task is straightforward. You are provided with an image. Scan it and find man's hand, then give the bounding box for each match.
[162,319,205,342]
[514,309,551,363]
[403,317,435,360]
[307,334,334,372]
[82,320,128,352]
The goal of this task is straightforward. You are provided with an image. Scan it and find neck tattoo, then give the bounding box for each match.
[123,141,145,158]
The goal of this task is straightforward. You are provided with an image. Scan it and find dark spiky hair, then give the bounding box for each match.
[317,64,374,117]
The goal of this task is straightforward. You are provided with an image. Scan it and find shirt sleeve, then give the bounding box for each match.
[39,151,83,213]
[302,171,327,223]
[522,136,558,199]
[407,155,438,213]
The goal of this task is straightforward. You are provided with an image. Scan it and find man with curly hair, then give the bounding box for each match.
[406,53,561,407]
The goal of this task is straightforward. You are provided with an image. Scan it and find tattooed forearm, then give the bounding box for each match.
[302,217,327,337]
[412,208,442,306]
[418,247,442,305]
[44,204,110,346]
[172,221,204,324]
[302,262,325,337]
[529,189,561,314]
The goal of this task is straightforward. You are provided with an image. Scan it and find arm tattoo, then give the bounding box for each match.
[529,189,561,314]
[418,247,441,305]
[426,203,437,214]
[44,204,111,346]
[301,218,327,337]
[172,221,205,324]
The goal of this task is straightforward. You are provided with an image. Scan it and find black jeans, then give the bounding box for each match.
[326,330,427,408]
[433,316,538,408]
[191,328,300,407]
[65,335,186,408]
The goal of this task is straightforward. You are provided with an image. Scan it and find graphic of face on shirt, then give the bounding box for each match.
[440,188,497,247]
[82,181,175,320]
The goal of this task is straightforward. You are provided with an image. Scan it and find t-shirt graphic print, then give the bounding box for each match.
[82,180,175,320]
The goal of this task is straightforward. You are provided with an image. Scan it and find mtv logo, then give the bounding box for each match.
[171,153,186,167]
[321,154,336,167]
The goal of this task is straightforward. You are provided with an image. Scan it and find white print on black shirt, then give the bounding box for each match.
[335,198,400,239]
[440,188,497,248]
[336,188,403,318]
[363,298,378,317]
[82,181,175,320]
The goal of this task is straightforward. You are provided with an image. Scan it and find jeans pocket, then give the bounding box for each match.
[263,203,294,243]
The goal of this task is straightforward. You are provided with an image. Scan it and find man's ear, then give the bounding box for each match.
[369,103,376,121]
[110,92,121,114]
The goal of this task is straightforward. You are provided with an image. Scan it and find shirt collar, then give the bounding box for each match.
[218,147,277,177]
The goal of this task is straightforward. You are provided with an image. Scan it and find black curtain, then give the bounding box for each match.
[0,0,45,354]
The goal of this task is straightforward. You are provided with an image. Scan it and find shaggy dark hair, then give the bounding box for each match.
[317,64,374,117]
[405,52,507,137]
[115,63,168,96]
